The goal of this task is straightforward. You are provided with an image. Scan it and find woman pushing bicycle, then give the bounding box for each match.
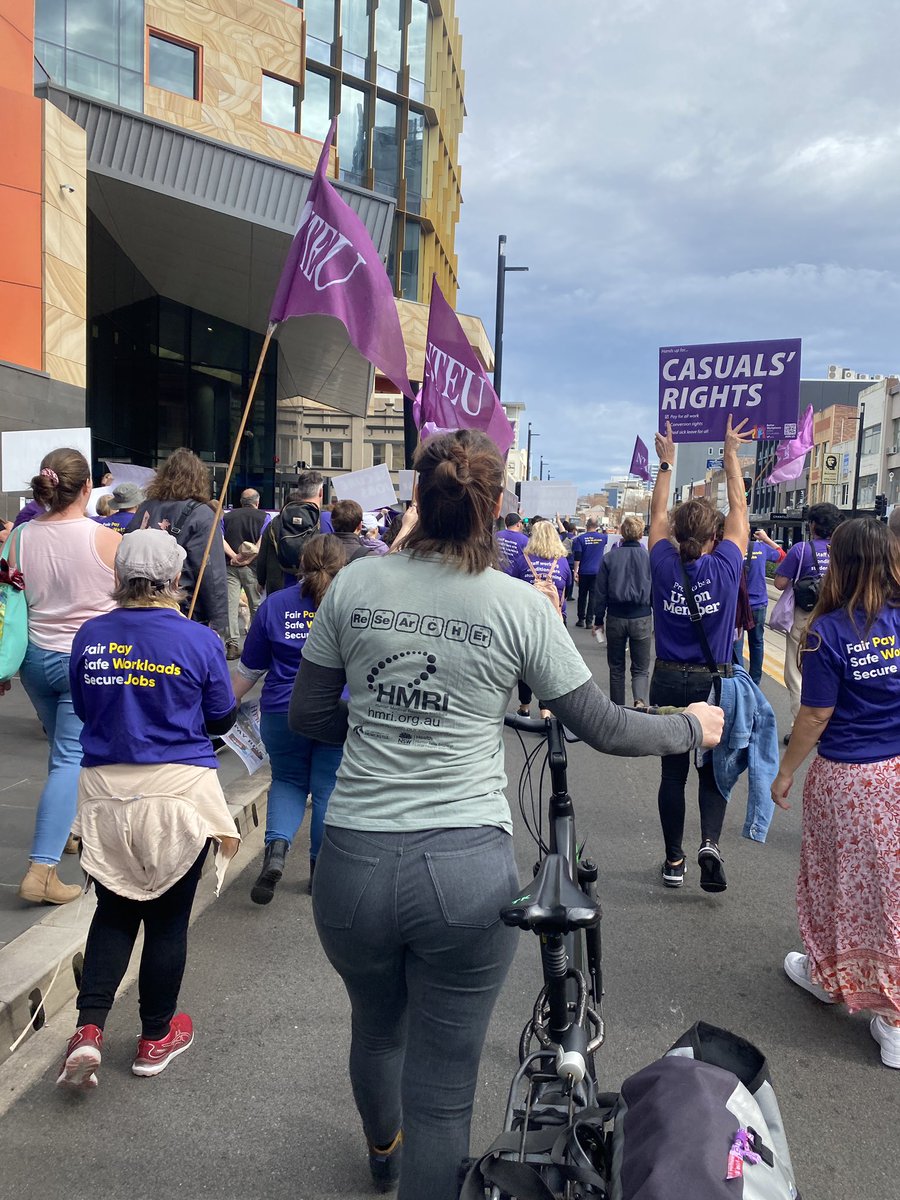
[289,429,724,1200]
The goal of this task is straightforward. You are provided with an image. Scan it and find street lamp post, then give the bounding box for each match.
[494,234,529,399]
[526,422,539,481]
[539,456,544,480]
[851,401,866,516]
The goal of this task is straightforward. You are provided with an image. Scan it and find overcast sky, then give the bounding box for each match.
[452,0,900,491]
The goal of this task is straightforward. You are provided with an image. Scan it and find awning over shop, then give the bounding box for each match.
[42,86,397,418]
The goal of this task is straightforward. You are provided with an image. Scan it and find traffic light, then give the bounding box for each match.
[874,494,888,518]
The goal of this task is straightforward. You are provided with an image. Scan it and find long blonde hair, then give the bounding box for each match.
[525,520,566,560]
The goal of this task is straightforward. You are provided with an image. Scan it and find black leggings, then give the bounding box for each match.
[649,666,727,862]
[77,844,209,1039]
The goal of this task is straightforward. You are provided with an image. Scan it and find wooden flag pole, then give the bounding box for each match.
[187,322,276,622]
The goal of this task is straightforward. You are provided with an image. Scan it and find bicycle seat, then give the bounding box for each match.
[501,854,601,933]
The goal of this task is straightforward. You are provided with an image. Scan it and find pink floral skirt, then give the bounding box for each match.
[798,754,900,1019]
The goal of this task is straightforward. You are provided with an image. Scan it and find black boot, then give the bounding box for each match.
[250,839,289,905]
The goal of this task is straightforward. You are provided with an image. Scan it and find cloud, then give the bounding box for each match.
[453,0,900,488]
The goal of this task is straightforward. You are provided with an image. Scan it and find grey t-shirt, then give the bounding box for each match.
[302,552,592,832]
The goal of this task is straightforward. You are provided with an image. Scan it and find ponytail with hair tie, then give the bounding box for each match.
[40,467,60,486]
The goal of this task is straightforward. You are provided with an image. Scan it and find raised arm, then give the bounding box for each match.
[649,421,675,550]
[722,415,752,549]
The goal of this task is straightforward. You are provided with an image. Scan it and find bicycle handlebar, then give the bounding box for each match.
[503,712,552,734]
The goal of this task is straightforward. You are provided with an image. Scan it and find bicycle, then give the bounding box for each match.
[461,712,613,1200]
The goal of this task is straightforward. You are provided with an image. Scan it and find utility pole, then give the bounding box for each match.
[493,235,529,399]
[539,456,544,480]
[851,401,866,516]
[526,421,539,481]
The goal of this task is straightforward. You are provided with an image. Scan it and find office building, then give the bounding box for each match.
[1,0,491,510]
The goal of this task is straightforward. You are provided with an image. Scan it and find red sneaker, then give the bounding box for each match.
[132,1013,194,1077]
[56,1024,103,1090]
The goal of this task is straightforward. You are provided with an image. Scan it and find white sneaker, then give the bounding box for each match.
[870,1015,900,1068]
[783,952,836,1004]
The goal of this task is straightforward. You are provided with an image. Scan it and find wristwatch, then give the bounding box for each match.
[659,461,671,472]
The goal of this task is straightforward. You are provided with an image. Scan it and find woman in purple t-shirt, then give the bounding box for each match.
[233,534,347,902]
[772,519,900,1068]
[648,417,750,893]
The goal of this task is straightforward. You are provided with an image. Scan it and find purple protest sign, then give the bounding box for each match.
[629,435,651,482]
[418,277,515,457]
[269,120,414,400]
[658,337,801,442]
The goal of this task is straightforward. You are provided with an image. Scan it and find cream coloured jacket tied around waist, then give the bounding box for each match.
[73,762,240,900]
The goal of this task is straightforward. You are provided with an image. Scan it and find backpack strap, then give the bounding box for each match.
[678,559,721,685]
[170,499,200,539]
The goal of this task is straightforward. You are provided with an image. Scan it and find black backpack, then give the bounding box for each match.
[793,541,824,613]
[273,500,321,571]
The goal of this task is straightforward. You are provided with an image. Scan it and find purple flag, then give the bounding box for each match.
[417,277,515,457]
[269,120,414,400]
[658,337,801,441]
[629,436,652,482]
[766,405,814,484]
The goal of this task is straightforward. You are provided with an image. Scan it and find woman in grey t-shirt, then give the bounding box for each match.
[290,430,723,1200]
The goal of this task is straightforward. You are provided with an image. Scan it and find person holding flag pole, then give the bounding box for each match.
[186,119,415,623]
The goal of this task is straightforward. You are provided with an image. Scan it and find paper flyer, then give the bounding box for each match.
[222,700,269,775]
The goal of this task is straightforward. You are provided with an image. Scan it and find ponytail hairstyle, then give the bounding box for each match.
[670,498,719,563]
[404,429,504,573]
[30,447,90,514]
[299,533,347,606]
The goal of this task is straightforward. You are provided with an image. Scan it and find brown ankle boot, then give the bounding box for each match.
[18,863,82,905]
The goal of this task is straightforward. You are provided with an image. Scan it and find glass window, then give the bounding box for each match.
[342,0,369,75]
[330,441,344,469]
[149,33,199,100]
[407,0,427,101]
[859,473,877,507]
[386,214,400,292]
[310,441,325,468]
[372,443,387,467]
[262,73,299,132]
[862,423,882,456]
[303,0,335,57]
[65,0,116,58]
[34,0,65,45]
[401,218,420,301]
[376,0,402,90]
[405,110,425,213]
[65,49,118,103]
[118,68,143,111]
[34,38,65,81]
[302,69,332,141]
[119,0,144,72]
[339,83,369,185]
[373,98,399,197]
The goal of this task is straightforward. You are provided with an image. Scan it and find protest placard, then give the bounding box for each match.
[658,337,801,441]
[398,470,416,502]
[519,481,579,517]
[1,427,93,492]
[332,463,397,509]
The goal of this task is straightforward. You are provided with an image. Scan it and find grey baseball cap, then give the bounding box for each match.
[115,529,186,584]
[111,481,145,510]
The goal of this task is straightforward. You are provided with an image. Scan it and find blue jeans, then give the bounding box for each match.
[313,825,519,1200]
[733,605,768,685]
[19,645,83,865]
[259,710,342,860]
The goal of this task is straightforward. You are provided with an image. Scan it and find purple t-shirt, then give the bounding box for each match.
[512,554,573,620]
[241,583,319,713]
[573,531,608,576]
[801,607,900,763]
[650,539,743,665]
[495,529,528,574]
[745,540,783,608]
[777,539,830,585]
[69,608,235,768]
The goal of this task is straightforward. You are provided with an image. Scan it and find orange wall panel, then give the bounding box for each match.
[0,0,36,94]
[0,280,42,371]
[1,184,42,288]
[0,89,42,193]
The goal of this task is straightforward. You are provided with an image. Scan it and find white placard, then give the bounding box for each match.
[518,482,579,518]
[332,463,397,510]
[103,461,157,487]
[398,469,416,502]
[1,426,93,492]
[502,488,519,516]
